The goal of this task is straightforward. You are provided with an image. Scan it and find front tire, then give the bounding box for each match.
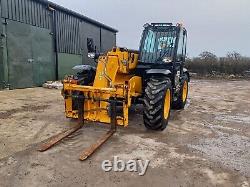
[172,74,189,110]
[143,78,172,131]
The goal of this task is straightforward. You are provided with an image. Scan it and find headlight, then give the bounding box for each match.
[162,57,172,63]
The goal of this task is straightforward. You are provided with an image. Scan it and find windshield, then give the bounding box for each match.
[139,28,177,63]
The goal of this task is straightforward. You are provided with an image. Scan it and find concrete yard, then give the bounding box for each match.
[0,79,249,186]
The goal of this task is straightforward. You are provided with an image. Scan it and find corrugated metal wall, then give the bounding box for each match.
[101,28,116,53]
[0,20,4,89]
[1,0,51,29]
[0,0,117,56]
[0,2,5,89]
[54,12,116,56]
[55,11,81,54]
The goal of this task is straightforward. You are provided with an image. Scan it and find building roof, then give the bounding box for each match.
[37,0,118,33]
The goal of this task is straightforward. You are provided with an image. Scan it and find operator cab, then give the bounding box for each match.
[139,23,187,65]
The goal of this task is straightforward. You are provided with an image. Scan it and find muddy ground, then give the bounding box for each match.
[0,79,249,187]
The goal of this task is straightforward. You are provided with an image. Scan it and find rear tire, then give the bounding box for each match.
[172,74,189,110]
[143,78,172,131]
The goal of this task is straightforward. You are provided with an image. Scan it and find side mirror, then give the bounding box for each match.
[87,38,95,53]
[87,38,97,59]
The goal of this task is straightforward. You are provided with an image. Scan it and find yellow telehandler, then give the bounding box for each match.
[39,23,190,160]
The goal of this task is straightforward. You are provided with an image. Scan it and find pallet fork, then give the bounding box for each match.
[38,97,117,161]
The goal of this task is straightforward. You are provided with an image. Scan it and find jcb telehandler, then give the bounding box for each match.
[39,23,190,160]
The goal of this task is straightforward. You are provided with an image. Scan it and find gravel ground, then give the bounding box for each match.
[0,79,249,187]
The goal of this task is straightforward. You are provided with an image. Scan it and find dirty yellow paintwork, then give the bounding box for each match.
[164,89,171,119]
[182,81,188,102]
[63,48,142,126]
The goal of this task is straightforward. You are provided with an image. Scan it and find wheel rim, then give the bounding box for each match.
[164,89,171,119]
[182,81,188,102]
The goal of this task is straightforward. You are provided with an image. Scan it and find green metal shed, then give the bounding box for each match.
[0,0,117,89]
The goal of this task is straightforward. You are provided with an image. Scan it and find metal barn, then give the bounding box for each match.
[0,0,117,89]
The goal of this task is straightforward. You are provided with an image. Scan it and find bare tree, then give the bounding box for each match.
[227,51,242,61]
[199,51,217,62]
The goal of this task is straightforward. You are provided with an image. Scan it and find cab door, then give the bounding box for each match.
[175,28,188,85]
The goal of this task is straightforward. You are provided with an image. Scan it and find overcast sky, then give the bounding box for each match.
[51,0,250,57]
